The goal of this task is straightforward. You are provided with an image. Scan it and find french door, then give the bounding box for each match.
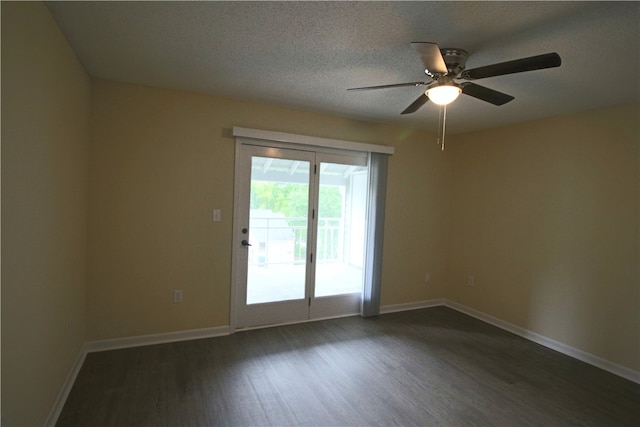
[233,144,368,329]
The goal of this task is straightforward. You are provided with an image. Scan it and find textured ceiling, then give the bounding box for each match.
[46,1,639,134]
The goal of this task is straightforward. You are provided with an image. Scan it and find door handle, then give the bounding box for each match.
[241,240,252,247]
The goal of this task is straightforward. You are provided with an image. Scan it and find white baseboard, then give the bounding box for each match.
[382,299,639,384]
[85,325,231,353]
[46,325,230,426]
[380,298,445,314]
[441,300,639,384]
[44,344,88,427]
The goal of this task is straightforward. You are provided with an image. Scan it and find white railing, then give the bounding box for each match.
[248,217,342,267]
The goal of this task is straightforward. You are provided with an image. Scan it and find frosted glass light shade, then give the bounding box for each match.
[426,85,461,105]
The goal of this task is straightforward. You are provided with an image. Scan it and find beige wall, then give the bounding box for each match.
[88,79,450,340]
[1,2,91,425]
[447,103,640,371]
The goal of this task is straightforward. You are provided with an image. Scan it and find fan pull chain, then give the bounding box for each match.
[437,105,447,151]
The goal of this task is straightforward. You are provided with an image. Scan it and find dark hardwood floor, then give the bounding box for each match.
[57,307,639,426]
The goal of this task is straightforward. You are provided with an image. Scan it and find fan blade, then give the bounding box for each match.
[461,82,514,106]
[401,93,429,115]
[411,42,448,75]
[347,81,428,91]
[460,52,561,80]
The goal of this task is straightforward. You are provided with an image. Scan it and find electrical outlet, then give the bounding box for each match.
[173,289,183,303]
[467,275,475,287]
[213,209,221,222]
[424,273,430,284]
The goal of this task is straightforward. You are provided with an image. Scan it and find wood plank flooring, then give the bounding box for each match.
[57,307,640,426]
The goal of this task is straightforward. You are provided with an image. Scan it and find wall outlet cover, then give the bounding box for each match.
[173,289,184,303]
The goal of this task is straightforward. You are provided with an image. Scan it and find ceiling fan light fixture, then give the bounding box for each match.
[426,85,461,105]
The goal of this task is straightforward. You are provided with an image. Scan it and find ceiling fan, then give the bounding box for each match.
[348,42,561,148]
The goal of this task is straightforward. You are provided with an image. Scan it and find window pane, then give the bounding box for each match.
[315,162,367,297]
[246,156,310,304]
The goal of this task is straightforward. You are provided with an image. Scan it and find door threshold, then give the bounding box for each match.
[234,311,361,333]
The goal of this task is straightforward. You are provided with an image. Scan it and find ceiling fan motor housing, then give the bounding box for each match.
[439,48,469,76]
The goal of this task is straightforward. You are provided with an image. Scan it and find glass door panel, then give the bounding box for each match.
[247,156,310,304]
[314,161,368,298]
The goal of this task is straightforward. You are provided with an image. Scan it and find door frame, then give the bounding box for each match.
[230,127,394,332]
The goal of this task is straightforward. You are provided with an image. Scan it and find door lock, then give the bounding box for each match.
[241,240,252,247]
